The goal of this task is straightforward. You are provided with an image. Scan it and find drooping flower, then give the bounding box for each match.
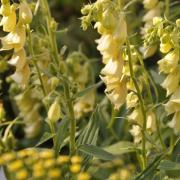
[1,24,26,51]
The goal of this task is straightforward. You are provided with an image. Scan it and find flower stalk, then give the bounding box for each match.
[126,40,147,169]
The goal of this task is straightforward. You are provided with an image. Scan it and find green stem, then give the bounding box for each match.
[27,25,46,96]
[63,82,76,155]
[126,40,147,169]
[165,0,170,18]
[40,0,60,65]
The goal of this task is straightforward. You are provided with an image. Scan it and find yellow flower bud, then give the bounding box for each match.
[50,77,59,90]
[146,111,156,132]
[19,2,32,24]
[143,45,157,58]
[153,17,163,25]
[143,0,158,9]
[126,92,138,108]
[128,107,143,126]
[0,103,5,121]
[48,100,61,122]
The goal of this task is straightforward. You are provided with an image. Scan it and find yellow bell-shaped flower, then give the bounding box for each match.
[8,48,26,71]
[1,24,26,51]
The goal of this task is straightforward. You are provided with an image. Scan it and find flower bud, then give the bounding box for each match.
[153,17,162,25]
[143,0,158,9]
[48,100,61,122]
[0,103,5,121]
[19,2,32,24]
[50,77,59,90]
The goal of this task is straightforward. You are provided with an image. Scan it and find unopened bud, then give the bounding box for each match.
[19,2,32,24]
[0,103,5,121]
[48,100,61,122]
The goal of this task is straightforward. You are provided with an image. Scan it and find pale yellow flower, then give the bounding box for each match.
[101,58,123,78]
[11,63,30,85]
[105,76,127,110]
[129,125,142,144]
[8,48,26,71]
[0,5,16,32]
[168,112,180,134]
[1,24,26,51]
[113,15,127,44]
[146,111,156,132]
[165,86,180,114]
[126,92,138,108]
[160,42,172,54]
[128,107,143,126]
[161,67,180,96]
[158,50,179,74]
[19,1,32,24]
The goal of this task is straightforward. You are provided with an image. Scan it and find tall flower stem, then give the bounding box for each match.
[126,40,147,169]
[27,25,46,96]
[40,0,60,66]
[63,82,76,155]
[165,0,170,18]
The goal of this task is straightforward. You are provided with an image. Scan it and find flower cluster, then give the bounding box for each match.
[141,0,163,58]
[0,0,32,86]
[157,19,180,134]
[123,47,157,143]
[81,0,127,110]
[0,149,90,180]
[145,18,180,134]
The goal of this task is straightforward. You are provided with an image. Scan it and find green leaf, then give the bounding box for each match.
[78,144,115,161]
[159,160,180,178]
[104,141,136,155]
[36,132,55,147]
[77,106,100,167]
[54,118,69,156]
[73,81,103,99]
[135,154,164,180]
